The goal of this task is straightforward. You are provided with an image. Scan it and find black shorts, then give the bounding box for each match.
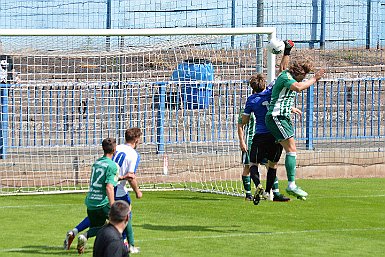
[249,133,283,164]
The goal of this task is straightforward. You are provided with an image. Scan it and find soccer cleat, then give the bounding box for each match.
[63,230,75,250]
[273,194,291,202]
[286,186,308,200]
[123,239,129,250]
[263,191,274,201]
[77,234,87,254]
[129,245,141,254]
[245,194,253,201]
[253,184,265,205]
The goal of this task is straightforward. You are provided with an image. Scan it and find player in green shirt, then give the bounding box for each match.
[77,137,120,254]
[265,57,324,199]
[237,109,256,200]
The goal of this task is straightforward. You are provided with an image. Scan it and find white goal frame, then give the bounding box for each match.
[0,27,277,196]
[0,27,277,82]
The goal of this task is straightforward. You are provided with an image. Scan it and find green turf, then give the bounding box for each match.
[1,178,385,257]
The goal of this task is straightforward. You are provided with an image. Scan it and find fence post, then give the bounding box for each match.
[156,82,165,154]
[366,0,371,49]
[231,0,236,48]
[306,85,314,150]
[310,0,318,49]
[0,84,9,159]
[256,0,264,73]
[320,0,326,49]
[106,0,112,51]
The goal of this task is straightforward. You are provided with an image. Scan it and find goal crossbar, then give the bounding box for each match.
[0,27,277,82]
[0,27,277,36]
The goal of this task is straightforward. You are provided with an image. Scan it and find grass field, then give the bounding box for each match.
[1,178,385,257]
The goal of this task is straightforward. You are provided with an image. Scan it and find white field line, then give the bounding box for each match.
[135,227,385,242]
[0,227,385,252]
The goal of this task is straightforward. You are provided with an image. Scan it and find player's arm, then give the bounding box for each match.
[238,114,250,152]
[120,172,136,181]
[278,55,290,74]
[127,174,142,199]
[278,40,294,74]
[289,69,324,92]
[106,183,115,207]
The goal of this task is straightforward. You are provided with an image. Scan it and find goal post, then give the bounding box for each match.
[0,27,277,195]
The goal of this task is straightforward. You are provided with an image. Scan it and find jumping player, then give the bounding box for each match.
[241,40,296,204]
[265,44,324,200]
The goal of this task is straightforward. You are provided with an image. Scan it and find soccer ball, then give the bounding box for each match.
[266,38,285,55]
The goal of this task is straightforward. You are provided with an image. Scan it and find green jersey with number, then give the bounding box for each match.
[238,109,255,149]
[85,156,119,210]
[267,70,297,118]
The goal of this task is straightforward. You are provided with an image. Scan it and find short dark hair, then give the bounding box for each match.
[249,74,266,93]
[102,138,116,154]
[109,200,131,223]
[125,127,142,143]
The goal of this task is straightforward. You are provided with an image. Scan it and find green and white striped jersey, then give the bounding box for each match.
[267,70,297,118]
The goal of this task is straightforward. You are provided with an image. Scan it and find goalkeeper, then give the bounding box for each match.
[240,40,297,203]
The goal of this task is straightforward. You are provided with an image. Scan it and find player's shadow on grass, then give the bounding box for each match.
[4,245,83,255]
[141,223,243,233]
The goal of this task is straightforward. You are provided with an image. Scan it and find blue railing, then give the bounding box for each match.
[296,78,384,149]
[0,78,384,158]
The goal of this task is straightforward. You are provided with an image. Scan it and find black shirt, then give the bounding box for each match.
[93,223,129,257]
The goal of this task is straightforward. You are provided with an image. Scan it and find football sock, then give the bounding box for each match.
[242,175,252,195]
[288,181,296,189]
[285,152,297,183]
[272,178,280,196]
[126,218,135,246]
[265,167,277,193]
[75,217,91,235]
[249,165,261,187]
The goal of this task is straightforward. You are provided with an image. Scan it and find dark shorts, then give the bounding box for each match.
[249,133,283,164]
[87,205,110,228]
[86,205,110,238]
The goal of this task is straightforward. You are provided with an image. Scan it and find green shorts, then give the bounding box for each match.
[265,115,294,142]
[86,205,110,238]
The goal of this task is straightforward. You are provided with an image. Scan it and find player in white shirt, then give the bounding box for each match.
[113,128,143,254]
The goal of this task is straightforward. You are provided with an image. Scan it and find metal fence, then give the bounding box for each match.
[1,78,383,157]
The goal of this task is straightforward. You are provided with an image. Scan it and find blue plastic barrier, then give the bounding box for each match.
[171,58,214,109]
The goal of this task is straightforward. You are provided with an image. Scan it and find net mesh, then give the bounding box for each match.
[0,32,384,196]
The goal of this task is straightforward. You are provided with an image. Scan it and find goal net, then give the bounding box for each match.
[0,28,278,195]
